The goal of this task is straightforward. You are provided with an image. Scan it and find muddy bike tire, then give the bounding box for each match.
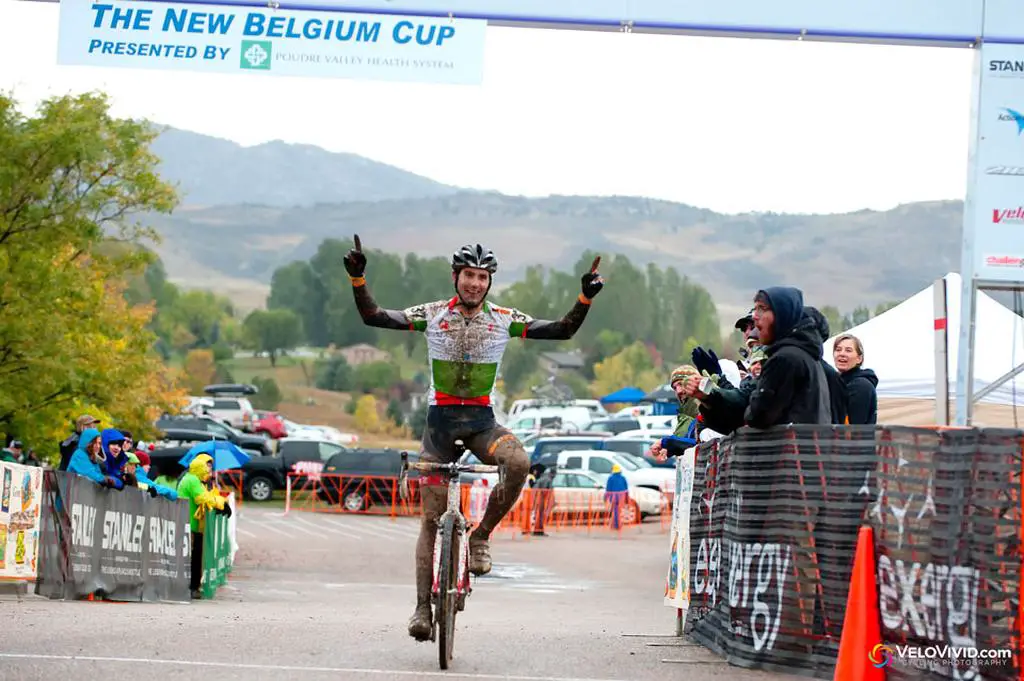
[437,514,459,670]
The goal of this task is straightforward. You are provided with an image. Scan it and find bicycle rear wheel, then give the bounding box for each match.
[437,514,459,669]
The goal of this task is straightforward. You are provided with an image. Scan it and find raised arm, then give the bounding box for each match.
[344,235,412,330]
[522,256,604,340]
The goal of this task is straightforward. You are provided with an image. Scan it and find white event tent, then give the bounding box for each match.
[822,273,1024,409]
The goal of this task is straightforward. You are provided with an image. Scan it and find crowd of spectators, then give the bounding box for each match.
[652,284,879,462]
[53,413,231,599]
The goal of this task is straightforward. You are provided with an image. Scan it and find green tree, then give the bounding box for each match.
[0,91,183,451]
[316,355,353,392]
[243,308,304,366]
[875,300,901,316]
[353,361,401,393]
[408,401,428,439]
[851,305,872,326]
[818,306,844,336]
[250,376,282,410]
[386,398,404,426]
[156,289,235,353]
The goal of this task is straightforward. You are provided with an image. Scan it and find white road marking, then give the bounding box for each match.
[235,528,258,539]
[319,516,401,541]
[244,520,292,538]
[292,515,360,539]
[0,653,636,681]
[264,519,327,539]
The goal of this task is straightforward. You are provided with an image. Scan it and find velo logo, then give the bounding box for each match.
[240,40,273,70]
[868,643,893,668]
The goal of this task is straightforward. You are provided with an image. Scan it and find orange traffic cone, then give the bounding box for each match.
[833,525,886,681]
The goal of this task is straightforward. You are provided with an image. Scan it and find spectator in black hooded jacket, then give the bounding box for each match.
[831,333,878,424]
[803,307,848,425]
[745,287,831,428]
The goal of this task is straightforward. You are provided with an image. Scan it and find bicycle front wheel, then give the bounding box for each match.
[437,514,459,669]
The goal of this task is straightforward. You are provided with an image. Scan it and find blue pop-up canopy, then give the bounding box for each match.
[599,386,646,404]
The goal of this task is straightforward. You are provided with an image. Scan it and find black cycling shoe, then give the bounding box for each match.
[408,603,432,641]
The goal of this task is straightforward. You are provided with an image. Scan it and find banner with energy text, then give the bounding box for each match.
[0,462,43,579]
[684,425,1021,681]
[56,0,487,85]
[35,470,191,602]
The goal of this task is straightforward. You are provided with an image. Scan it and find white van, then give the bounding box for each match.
[507,399,607,418]
[505,406,594,434]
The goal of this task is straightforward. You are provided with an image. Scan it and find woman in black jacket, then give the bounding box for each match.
[832,333,878,424]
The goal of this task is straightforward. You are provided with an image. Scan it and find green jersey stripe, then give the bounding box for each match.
[431,359,499,398]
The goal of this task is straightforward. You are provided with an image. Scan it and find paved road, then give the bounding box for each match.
[2,506,805,681]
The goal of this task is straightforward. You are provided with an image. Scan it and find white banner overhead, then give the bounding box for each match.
[169,0,1024,45]
[56,0,487,84]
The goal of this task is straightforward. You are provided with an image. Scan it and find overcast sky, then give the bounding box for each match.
[1,0,976,215]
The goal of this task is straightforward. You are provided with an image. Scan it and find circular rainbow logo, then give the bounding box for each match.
[868,643,893,668]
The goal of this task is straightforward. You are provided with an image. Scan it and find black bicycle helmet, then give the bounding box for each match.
[451,244,498,273]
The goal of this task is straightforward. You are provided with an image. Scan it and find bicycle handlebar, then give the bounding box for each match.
[407,461,501,475]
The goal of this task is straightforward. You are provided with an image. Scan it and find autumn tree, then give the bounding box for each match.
[183,349,217,395]
[353,394,380,433]
[0,91,184,455]
[590,342,663,397]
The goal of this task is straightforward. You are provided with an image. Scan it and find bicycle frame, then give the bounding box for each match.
[430,474,471,601]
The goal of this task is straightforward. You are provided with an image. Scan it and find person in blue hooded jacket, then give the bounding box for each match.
[744,286,831,428]
[67,427,121,488]
[99,429,129,487]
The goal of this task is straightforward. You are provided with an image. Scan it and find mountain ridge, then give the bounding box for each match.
[143,126,964,320]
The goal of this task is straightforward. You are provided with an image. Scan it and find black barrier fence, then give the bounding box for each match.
[35,470,191,602]
[686,425,1022,681]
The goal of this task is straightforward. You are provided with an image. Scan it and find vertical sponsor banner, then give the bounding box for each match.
[664,447,695,621]
[973,43,1024,279]
[56,0,487,85]
[0,462,43,579]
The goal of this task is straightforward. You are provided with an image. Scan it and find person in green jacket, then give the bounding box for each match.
[176,454,230,599]
[669,365,701,437]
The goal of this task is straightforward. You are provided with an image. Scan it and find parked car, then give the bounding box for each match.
[532,449,674,498]
[242,437,352,501]
[582,417,643,435]
[203,383,258,431]
[318,448,417,511]
[548,469,664,520]
[155,415,273,456]
[252,411,288,439]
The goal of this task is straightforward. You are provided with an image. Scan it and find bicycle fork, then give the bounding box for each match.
[431,480,471,614]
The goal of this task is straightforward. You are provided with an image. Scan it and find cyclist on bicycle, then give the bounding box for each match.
[343,237,604,641]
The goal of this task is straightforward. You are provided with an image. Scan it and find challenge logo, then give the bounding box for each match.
[868,643,893,668]
[240,40,272,70]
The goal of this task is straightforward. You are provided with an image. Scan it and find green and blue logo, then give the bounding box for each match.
[240,40,272,70]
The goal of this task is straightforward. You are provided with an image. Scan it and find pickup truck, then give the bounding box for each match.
[240,437,400,502]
